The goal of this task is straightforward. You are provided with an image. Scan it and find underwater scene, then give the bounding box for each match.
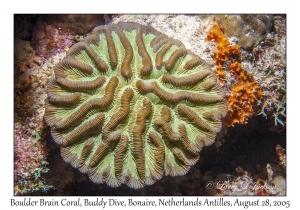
[14,14,286,196]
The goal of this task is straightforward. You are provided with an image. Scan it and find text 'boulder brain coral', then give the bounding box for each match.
[45,22,227,189]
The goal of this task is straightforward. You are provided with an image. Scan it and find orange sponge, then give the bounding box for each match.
[207,25,240,81]
[224,61,263,126]
[207,25,263,126]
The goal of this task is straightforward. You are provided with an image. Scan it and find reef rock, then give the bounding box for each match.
[31,15,105,58]
[215,15,274,49]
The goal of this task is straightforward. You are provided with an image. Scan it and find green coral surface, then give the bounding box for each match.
[45,22,227,188]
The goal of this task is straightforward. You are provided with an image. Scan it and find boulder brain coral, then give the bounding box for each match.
[45,22,227,189]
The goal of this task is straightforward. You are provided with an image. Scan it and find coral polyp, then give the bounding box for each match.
[45,22,227,189]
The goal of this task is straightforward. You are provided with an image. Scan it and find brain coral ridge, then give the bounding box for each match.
[45,22,227,189]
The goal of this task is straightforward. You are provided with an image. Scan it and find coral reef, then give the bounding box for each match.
[109,15,217,66]
[207,25,263,126]
[31,18,74,59]
[13,14,286,195]
[14,14,42,85]
[14,36,67,194]
[240,15,286,126]
[14,38,43,77]
[39,15,105,35]
[215,15,274,49]
[31,15,105,59]
[14,14,61,195]
[14,123,52,195]
[110,14,286,126]
[45,22,227,189]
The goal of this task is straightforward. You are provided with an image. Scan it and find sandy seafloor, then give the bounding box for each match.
[14,14,286,196]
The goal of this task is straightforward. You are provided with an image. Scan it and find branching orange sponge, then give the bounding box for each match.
[224,61,263,126]
[45,22,227,189]
[206,25,239,81]
[207,25,263,126]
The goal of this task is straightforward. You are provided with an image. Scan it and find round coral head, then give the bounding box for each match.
[45,22,227,189]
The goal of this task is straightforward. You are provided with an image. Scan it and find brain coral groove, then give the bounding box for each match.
[45,22,227,189]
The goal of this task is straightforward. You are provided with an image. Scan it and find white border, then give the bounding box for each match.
[2,0,298,209]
